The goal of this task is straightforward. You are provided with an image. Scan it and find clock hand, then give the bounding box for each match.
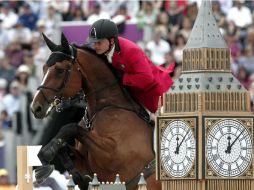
[227,135,231,145]
[174,135,179,154]
[225,135,231,153]
[227,136,231,146]
[175,129,190,154]
[225,129,244,154]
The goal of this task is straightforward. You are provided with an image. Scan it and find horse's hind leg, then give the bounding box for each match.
[56,147,91,190]
[146,173,162,190]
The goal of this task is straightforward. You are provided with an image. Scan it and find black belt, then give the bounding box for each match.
[126,159,156,190]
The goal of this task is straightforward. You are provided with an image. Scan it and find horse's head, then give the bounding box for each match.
[31,33,83,119]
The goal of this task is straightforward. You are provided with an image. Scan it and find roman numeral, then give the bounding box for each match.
[210,134,219,141]
[207,146,217,150]
[218,162,224,169]
[161,136,169,142]
[240,155,247,162]
[241,147,248,150]
[182,164,186,171]
[236,162,240,171]
[161,154,170,163]
[213,154,219,161]
[186,156,191,163]
[219,127,224,135]
[212,146,217,150]
[228,164,231,171]
[227,126,231,133]
[239,133,248,142]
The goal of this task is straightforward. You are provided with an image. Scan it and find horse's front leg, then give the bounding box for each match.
[36,123,92,189]
[37,123,82,164]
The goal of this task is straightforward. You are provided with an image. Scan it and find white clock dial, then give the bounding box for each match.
[206,119,252,177]
[161,120,195,177]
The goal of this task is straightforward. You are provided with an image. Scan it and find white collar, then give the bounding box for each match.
[106,45,115,63]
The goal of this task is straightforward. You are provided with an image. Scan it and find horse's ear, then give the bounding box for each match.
[42,33,57,52]
[61,33,70,54]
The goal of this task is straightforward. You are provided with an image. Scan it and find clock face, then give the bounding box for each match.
[160,120,195,177]
[206,119,253,177]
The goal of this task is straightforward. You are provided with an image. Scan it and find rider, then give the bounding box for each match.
[87,19,175,114]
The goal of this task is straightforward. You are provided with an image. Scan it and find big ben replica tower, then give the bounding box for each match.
[156,1,254,190]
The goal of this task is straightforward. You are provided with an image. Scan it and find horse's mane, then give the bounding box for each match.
[72,43,123,82]
[72,44,108,63]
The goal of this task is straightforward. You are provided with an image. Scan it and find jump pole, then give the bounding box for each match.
[17,145,42,190]
[17,146,33,190]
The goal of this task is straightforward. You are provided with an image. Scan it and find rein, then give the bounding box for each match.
[74,57,119,98]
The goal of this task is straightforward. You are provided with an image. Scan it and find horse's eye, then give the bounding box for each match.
[56,68,65,75]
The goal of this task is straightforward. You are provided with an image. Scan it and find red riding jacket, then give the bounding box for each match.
[112,37,174,113]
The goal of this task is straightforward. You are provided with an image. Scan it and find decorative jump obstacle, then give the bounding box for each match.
[17,146,43,190]
[86,173,147,190]
[16,145,147,190]
[88,173,126,190]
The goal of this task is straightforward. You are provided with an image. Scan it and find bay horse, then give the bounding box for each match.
[30,33,161,190]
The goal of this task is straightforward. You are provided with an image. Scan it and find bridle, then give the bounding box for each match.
[36,46,119,113]
[37,46,86,112]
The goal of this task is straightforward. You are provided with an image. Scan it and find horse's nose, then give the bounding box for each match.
[31,102,44,119]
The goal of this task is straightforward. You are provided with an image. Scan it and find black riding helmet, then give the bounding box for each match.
[88,19,121,52]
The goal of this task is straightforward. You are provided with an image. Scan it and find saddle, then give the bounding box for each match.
[122,86,154,126]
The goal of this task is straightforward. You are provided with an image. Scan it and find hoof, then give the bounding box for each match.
[84,174,92,182]
[38,138,65,163]
[34,165,55,184]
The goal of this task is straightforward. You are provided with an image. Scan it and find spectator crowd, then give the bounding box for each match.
[0,0,254,187]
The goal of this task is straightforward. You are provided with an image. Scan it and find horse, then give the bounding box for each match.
[30,33,161,190]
